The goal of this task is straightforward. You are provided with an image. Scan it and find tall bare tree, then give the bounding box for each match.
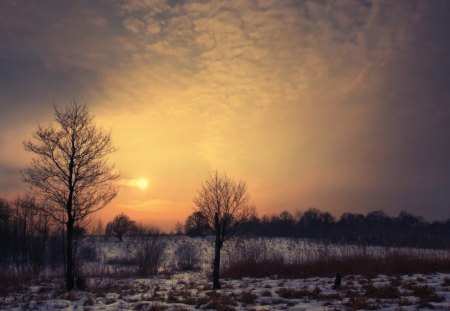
[194,171,254,289]
[22,102,118,290]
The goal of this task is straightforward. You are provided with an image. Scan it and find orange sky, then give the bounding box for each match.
[0,0,449,231]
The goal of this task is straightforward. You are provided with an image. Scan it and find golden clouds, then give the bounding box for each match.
[86,0,443,224]
[1,0,449,228]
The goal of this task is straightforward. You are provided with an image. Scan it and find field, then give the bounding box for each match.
[1,236,450,310]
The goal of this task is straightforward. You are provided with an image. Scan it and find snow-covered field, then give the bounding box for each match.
[1,236,450,310]
[2,272,449,310]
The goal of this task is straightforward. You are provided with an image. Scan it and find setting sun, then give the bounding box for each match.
[135,178,149,190]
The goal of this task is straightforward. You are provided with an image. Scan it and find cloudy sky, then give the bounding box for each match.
[1,0,449,230]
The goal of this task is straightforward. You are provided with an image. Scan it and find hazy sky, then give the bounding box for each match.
[1,0,449,230]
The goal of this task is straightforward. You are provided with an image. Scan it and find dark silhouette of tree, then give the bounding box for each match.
[184,211,209,237]
[1,195,50,275]
[279,210,294,223]
[0,198,11,265]
[22,102,118,290]
[106,212,137,241]
[193,171,254,289]
[339,212,365,225]
[397,211,425,229]
[173,221,184,235]
[297,208,336,238]
[0,198,9,223]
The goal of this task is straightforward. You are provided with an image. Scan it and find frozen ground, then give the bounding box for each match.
[1,237,449,310]
[1,272,449,310]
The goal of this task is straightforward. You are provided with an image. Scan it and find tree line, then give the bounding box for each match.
[185,208,450,249]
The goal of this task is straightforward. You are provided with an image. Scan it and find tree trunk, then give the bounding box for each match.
[213,233,222,289]
[65,220,74,291]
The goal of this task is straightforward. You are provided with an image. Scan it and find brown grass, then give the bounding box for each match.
[345,296,380,310]
[203,291,237,311]
[442,277,450,287]
[222,253,450,279]
[276,287,320,299]
[239,291,258,305]
[408,285,444,304]
[363,283,401,299]
[0,270,33,296]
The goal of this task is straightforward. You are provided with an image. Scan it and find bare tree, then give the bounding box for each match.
[106,212,136,241]
[194,171,254,289]
[22,102,118,290]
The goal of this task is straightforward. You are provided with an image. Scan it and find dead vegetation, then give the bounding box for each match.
[221,240,450,279]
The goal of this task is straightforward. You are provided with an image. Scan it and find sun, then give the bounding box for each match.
[135,178,149,190]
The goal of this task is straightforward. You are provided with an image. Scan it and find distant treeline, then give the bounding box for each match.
[185,208,450,249]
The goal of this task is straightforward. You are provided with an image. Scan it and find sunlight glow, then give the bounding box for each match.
[135,178,149,190]
[119,177,150,190]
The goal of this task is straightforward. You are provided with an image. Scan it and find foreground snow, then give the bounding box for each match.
[1,272,449,310]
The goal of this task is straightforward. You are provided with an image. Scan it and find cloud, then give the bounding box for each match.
[1,0,449,226]
[118,178,150,190]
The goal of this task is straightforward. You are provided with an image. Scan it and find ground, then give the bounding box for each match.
[1,272,449,310]
[1,237,449,310]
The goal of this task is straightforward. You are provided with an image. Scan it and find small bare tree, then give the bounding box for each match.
[22,102,118,290]
[106,212,136,241]
[194,171,254,289]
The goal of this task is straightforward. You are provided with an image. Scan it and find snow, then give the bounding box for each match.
[2,272,449,310]
[1,237,449,310]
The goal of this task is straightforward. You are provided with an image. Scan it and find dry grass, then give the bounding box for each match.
[408,285,444,304]
[345,296,380,310]
[442,277,450,287]
[203,291,237,311]
[0,269,33,296]
[133,302,168,311]
[363,283,401,299]
[239,290,258,305]
[276,287,320,299]
[222,252,450,279]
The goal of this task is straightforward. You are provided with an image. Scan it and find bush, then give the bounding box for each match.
[174,242,200,271]
[79,245,97,262]
[0,270,29,296]
[134,235,166,276]
[47,234,65,269]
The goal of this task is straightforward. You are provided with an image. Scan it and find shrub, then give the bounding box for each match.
[364,283,401,299]
[204,292,236,311]
[276,287,317,299]
[79,245,97,262]
[409,285,444,304]
[239,291,258,305]
[0,270,29,296]
[174,242,200,271]
[134,235,166,277]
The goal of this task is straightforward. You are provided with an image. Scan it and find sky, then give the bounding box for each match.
[0,0,449,230]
